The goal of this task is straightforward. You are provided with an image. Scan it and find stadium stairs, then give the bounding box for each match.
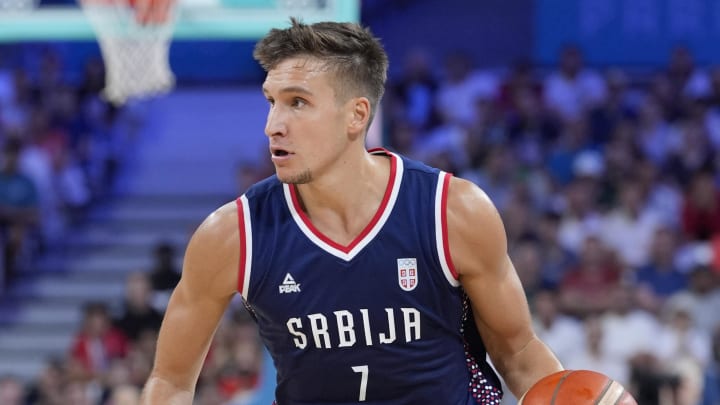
[0,88,268,383]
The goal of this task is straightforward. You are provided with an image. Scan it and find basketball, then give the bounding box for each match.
[518,370,638,405]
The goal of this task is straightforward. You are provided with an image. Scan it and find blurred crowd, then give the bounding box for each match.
[3,40,720,404]
[0,48,134,290]
[381,45,720,405]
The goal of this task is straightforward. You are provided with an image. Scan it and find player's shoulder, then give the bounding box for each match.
[395,152,441,177]
[444,177,507,276]
[447,176,494,209]
[446,176,503,233]
[191,200,241,248]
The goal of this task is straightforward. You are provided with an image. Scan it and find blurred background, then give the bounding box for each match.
[0,0,720,404]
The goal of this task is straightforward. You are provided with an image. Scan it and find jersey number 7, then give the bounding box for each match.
[351,365,369,401]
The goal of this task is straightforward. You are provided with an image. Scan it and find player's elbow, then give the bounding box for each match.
[487,330,538,373]
[141,372,195,405]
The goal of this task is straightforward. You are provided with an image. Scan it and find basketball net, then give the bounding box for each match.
[80,0,176,105]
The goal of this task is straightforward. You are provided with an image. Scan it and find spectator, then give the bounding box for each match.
[636,94,679,167]
[549,118,601,188]
[114,272,164,342]
[497,59,543,116]
[53,148,92,224]
[543,45,607,122]
[534,211,575,288]
[106,384,140,405]
[147,241,181,311]
[61,380,94,405]
[657,297,712,405]
[23,358,65,405]
[587,68,636,146]
[556,178,603,254]
[666,46,712,102]
[435,51,499,126]
[636,158,683,230]
[0,375,25,405]
[148,242,180,292]
[0,70,31,136]
[601,286,665,386]
[510,236,545,297]
[531,288,583,365]
[0,138,39,287]
[201,309,263,405]
[69,302,129,380]
[19,108,64,243]
[599,177,663,268]
[505,86,559,167]
[126,329,156,386]
[464,144,514,211]
[387,47,440,130]
[666,266,720,335]
[682,170,720,242]
[666,120,715,186]
[662,292,714,367]
[635,227,688,305]
[564,315,631,387]
[559,235,622,317]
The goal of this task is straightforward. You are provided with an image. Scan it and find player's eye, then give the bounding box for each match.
[266,98,275,107]
[291,97,307,108]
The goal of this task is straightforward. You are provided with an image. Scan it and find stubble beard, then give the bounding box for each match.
[279,169,313,185]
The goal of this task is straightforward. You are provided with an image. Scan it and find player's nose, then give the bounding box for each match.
[264,108,287,137]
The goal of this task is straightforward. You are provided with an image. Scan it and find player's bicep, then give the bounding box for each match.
[150,202,240,390]
[446,178,534,362]
[152,277,233,389]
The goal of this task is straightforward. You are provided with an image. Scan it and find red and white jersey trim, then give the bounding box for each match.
[284,152,404,262]
[435,171,460,287]
[237,195,253,299]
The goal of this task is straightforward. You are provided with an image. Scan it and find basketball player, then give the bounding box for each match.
[141,19,563,404]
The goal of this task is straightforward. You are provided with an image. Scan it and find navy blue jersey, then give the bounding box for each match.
[236,150,503,404]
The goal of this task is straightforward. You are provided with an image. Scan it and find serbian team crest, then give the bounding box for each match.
[397,258,418,291]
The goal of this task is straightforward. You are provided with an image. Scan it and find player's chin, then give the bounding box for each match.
[276,168,313,185]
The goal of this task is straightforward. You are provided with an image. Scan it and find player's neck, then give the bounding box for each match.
[294,151,391,243]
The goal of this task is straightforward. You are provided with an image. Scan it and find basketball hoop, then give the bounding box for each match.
[80,0,176,105]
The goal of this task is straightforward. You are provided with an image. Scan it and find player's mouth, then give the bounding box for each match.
[271,147,294,162]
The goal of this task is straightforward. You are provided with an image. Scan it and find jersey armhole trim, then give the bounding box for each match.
[237,195,253,299]
[435,171,460,286]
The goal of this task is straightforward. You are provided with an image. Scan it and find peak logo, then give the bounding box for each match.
[279,273,301,294]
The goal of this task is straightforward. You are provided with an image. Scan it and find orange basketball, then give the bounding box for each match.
[518,370,637,405]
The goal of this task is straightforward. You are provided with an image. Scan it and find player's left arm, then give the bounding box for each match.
[446,176,563,398]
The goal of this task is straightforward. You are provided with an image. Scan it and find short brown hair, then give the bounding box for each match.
[253,18,388,125]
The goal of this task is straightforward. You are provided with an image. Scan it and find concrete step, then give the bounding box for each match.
[0,331,74,354]
[0,301,82,325]
[86,204,219,223]
[0,322,79,335]
[33,251,156,274]
[64,229,190,251]
[11,277,127,301]
[0,353,48,382]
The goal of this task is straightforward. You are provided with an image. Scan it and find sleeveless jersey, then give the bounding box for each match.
[236,150,503,405]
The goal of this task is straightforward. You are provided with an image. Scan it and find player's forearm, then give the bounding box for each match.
[494,335,564,398]
[140,375,195,405]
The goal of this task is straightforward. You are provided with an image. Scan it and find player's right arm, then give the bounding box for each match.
[140,202,240,404]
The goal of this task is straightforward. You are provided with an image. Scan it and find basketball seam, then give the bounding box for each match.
[593,379,614,405]
[550,370,575,405]
[613,388,628,405]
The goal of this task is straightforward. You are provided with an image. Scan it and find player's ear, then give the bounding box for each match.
[347,97,370,139]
